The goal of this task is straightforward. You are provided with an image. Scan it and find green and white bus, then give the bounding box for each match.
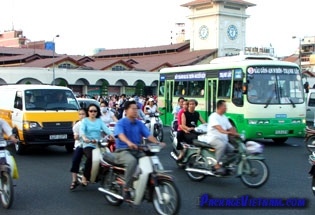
[158,55,306,143]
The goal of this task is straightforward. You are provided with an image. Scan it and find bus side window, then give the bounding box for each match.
[218,80,231,98]
[232,81,244,107]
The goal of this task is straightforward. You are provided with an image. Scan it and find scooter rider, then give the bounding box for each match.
[114,100,165,202]
[172,97,185,120]
[198,100,240,175]
[181,99,206,145]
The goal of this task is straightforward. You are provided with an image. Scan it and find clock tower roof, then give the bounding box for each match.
[182,0,255,8]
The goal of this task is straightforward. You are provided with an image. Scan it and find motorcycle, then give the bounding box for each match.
[169,119,178,144]
[305,126,315,153]
[170,122,207,168]
[308,152,315,196]
[171,125,269,188]
[0,140,19,209]
[98,143,180,215]
[309,152,315,196]
[145,112,164,142]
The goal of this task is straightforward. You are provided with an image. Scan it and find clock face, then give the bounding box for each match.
[227,25,238,40]
[199,25,209,40]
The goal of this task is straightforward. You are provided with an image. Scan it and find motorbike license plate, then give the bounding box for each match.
[49,134,67,140]
[275,130,288,135]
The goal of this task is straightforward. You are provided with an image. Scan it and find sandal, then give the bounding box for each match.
[70,181,79,190]
[81,181,88,187]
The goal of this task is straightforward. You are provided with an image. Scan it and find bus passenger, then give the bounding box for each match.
[233,81,242,98]
[247,83,258,101]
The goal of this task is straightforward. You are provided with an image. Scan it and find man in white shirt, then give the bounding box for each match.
[198,100,239,175]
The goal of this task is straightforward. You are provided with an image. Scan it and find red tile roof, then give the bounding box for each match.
[86,48,216,71]
[23,56,83,68]
[94,42,190,58]
[282,54,298,63]
[0,46,59,57]
[0,42,217,71]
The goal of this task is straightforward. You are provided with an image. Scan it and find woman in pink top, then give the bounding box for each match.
[176,99,188,160]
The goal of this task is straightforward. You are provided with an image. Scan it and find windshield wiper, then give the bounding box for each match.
[288,98,296,108]
[264,97,272,108]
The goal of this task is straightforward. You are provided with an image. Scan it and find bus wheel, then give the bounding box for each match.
[272,137,288,144]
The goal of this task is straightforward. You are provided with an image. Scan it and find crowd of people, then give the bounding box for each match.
[76,94,160,121]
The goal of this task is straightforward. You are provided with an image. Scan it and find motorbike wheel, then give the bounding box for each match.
[312,176,315,196]
[240,159,269,188]
[306,136,315,153]
[0,171,14,209]
[102,173,123,206]
[154,126,164,142]
[185,154,206,182]
[153,179,180,215]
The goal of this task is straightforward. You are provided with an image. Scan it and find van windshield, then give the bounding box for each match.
[24,89,79,111]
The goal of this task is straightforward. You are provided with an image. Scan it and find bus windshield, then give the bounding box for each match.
[246,66,304,105]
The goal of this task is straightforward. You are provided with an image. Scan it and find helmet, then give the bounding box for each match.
[245,141,263,154]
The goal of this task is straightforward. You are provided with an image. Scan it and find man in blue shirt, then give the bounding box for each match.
[114,100,164,202]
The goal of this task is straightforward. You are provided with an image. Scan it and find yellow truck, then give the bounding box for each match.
[0,85,79,154]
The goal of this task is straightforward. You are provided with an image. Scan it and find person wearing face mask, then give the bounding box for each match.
[100,101,118,125]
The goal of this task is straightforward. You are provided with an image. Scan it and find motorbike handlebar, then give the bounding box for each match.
[0,140,21,148]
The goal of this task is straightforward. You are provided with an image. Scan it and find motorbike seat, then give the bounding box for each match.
[306,127,315,134]
[192,139,216,150]
[102,152,125,168]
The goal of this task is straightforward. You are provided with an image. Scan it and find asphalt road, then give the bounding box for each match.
[1,128,314,215]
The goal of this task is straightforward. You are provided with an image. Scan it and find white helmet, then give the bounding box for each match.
[245,141,263,154]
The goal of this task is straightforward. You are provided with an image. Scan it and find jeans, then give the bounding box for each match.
[115,149,145,189]
[70,147,84,173]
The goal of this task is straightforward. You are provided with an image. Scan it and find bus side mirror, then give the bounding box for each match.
[243,83,248,94]
[304,82,309,93]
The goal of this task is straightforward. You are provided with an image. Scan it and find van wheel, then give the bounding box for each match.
[15,140,26,155]
[65,143,74,153]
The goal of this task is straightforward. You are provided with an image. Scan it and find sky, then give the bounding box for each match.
[1,0,314,57]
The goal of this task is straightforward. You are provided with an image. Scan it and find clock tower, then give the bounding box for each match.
[182,0,255,57]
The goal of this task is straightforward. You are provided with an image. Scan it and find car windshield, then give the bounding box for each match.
[24,89,79,111]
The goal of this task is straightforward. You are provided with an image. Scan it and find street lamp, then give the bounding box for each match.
[52,34,59,85]
[292,36,302,69]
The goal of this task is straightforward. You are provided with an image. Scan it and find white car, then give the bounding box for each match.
[76,98,100,109]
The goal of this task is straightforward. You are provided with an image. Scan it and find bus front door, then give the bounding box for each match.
[207,79,217,116]
[164,80,174,126]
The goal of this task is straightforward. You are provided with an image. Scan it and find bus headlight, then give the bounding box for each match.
[248,120,269,125]
[23,121,41,130]
[291,119,301,124]
[248,120,257,125]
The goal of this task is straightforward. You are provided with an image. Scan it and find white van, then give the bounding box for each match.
[0,85,80,154]
[306,89,315,126]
